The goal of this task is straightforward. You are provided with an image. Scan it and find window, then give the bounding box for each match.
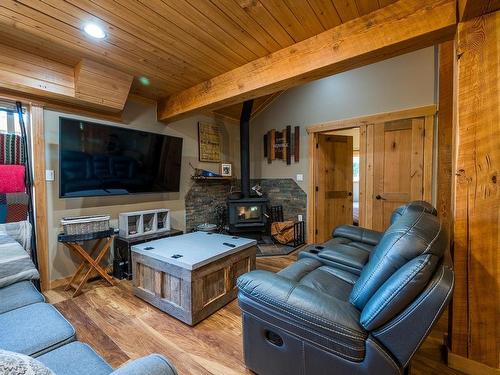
[353,153,360,182]
[0,108,26,135]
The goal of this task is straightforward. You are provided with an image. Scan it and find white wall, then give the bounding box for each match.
[250,47,437,191]
[45,98,238,282]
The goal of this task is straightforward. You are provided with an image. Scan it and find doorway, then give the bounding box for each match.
[314,128,360,243]
[307,106,436,243]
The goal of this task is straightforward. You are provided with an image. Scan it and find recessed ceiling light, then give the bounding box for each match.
[83,23,106,39]
[138,76,151,86]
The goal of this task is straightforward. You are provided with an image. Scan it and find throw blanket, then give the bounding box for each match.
[0,165,25,193]
[0,232,39,288]
[0,193,29,224]
[0,133,25,165]
[0,220,32,253]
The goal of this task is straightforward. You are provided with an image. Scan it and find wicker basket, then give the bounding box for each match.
[61,215,110,235]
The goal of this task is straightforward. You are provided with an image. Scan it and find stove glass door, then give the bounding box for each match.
[236,205,262,222]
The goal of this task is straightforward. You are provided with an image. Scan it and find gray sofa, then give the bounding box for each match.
[237,202,453,375]
[0,222,177,375]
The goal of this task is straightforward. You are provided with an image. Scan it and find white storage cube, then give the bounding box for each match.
[119,209,170,238]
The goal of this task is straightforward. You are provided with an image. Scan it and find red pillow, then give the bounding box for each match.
[0,165,26,193]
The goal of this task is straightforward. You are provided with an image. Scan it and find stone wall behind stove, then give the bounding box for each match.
[184,178,307,232]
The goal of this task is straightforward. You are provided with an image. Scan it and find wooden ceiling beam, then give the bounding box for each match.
[158,0,457,123]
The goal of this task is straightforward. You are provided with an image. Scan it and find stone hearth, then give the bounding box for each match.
[185,178,307,233]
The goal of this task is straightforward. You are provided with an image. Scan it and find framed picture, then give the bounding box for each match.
[198,122,221,162]
[220,163,232,177]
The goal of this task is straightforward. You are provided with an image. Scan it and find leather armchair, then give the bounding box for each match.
[237,208,453,375]
[299,201,438,274]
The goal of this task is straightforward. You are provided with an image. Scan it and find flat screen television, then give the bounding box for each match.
[59,117,183,198]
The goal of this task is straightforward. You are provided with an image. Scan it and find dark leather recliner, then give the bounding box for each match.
[237,205,453,375]
[299,201,438,275]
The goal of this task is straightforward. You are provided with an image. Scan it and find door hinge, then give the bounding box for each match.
[315,229,318,235]
[315,186,319,192]
[316,143,319,148]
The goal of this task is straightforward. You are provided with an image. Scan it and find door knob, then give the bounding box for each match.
[375,194,386,200]
[348,192,352,196]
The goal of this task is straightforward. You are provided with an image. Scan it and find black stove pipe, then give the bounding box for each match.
[240,100,254,198]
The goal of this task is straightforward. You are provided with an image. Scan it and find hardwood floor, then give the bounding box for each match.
[44,252,463,375]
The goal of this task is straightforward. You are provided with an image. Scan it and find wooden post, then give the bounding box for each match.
[30,104,49,291]
[449,10,500,373]
[437,41,455,258]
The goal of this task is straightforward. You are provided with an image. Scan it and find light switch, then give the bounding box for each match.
[45,169,55,181]
[296,174,304,181]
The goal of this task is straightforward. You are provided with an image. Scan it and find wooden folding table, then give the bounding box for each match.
[58,229,116,297]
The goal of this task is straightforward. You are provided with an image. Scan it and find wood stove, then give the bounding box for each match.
[227,197,268,233]
[227,100,269,234]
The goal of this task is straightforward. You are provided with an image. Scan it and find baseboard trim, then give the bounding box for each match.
[49,275,73,290]
[448,352,500,375]
[48,266,114,290]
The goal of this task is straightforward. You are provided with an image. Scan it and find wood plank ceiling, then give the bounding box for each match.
[0,0,397,106]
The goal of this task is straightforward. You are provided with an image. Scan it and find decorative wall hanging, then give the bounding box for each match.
[198,122,221,162]
[263,126,300,164]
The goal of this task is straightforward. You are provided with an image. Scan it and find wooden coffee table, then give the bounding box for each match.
[131,232,257,325]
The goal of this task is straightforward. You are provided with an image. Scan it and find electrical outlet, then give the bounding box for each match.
[296,174,304,181]
[45,170,55,181]
[298,214,303,222]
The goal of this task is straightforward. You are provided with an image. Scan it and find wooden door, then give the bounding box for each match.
[364,118,427,231]
[315,134,353,242]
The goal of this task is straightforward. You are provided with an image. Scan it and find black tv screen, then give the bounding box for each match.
[59,117,183,198]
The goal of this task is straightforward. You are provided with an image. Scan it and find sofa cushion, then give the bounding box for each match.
[0,233,39,288]
[0,349,54,375]
[38,342,113,375]
[0,303,76,357]
[350,209,446,310]
[278,258,357,301]
[323,237,375,253]
[299,266,354,301]
[112,355,178,375]
[298,243,368,275]
[332,225,382,246]
[317,245,370,271]
[277,257,323,281]
[0,280,45,314]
